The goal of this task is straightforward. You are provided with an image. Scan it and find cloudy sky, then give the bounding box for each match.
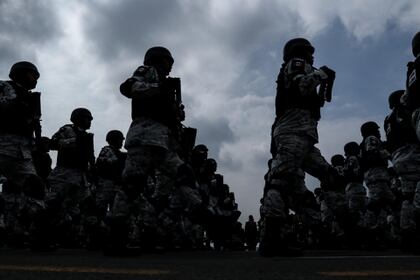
[1,0,419,222]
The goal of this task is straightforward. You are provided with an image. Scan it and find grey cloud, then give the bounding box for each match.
[191,117,235,159]
[0,0,61,78]
[82,0,184,59]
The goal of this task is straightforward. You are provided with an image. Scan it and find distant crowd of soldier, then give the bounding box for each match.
[260,31,420,257]
[0,47,262,253]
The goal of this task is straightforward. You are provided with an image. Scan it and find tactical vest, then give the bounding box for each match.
[55,125,94,170]
[0,81,40,138]
[406,58,420,109]
[275,66,321,120]
[384,107,417,153]
[359,138,388,172]
[131,85,174,126]
[95,147,126,181]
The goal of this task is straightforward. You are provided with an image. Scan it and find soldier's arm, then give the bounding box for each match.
[364,136,390,161]
[284,59,328,94]
[120,66,161,100]
[96,147,118,166]
[49,126,76,150]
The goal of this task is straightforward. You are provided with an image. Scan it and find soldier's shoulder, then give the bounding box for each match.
[0,80,10,88]
[133,65,158,79]
[55,124,75,137]
[99,145,116,157]
[365,135,382,148]
[284,58,310,76]
[0,81,16,96]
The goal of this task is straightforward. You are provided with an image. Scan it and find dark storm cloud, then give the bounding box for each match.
[0,0,61,73]
[82,0,183,59]
[191,117,235,158]
[313,19,412,122]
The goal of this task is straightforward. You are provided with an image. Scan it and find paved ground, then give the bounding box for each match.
[0,249,420,280]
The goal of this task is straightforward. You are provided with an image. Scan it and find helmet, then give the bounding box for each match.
[344,141,360,156]
[70,108,93,123]
[9,61,40,80]
[388,90,404,110]
[106,130,125,143]
[412,31,420,57]
[330,154,345,167]
[144,46,174,66]
[360,121,380,138]
[193,144,208,152]
[283,38,314,62]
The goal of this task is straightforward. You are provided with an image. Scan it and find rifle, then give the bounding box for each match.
[30,91,42,143]
[166,77,182,107]
[318,66,335,107]
[165,77,186,140]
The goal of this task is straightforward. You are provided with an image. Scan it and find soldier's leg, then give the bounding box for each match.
[412,108,420,142]
[260,135,311,257]
[302,145,333,186]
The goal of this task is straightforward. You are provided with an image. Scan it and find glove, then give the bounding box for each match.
[320,66,336,80]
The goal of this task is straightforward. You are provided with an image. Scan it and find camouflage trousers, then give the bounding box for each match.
[0,193,25,245]
[412,108,420,142]
[345,182,367,212]
[95,177,121,215]
[400,183,420,231]
[157,185,203,248]
[123,145,182,200]
[108,190,159,248]
[262,134,330,220]
[47,167,91,243]
[364,167,394,206]
[261,134,330,246]
[392,144,420,196]
[0,134,36,188]
[320,191,346,233]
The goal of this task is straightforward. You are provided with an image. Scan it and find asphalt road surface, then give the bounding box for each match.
[0,249,420,280]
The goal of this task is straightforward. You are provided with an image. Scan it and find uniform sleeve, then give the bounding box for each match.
[365,135,390,161]
[96,147,118,165]
[284,58,328,95]
[0,82,16,109]
[120,66,160,98]
[50,126,76,150]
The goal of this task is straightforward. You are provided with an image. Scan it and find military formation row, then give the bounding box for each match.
[259,32,420,256]
[0,48,249,253]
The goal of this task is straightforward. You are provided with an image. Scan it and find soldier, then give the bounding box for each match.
[245,215,258,251]
[48,108,95,247]
[0,62,41,195]
[343,141,367,248]
[320,155,347,247]
[385,89,420,252]
[401,31,420,253]
[119,46,184,250]
[359,121,394,249]
[95,130,126,216]
[259,38,336,257]
[402,32,420,140]
[0,61,43,247]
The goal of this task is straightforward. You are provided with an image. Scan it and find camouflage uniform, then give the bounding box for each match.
[344,155,367,212]
[107,189,158,250]
[120,59,184,250]
[122,65,183,201]
[260,53,332,256]
[0,81,38,188]
[0,78,43,247]
[48,124,95,246]
[95,145,126,215]
[361,136,394,206]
